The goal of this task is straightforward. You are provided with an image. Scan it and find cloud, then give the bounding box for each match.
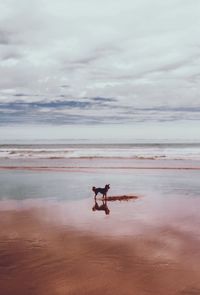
[0,0,200,125]
[0,99,200,125]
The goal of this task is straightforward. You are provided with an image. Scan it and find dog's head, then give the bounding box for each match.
[105,184,110,190]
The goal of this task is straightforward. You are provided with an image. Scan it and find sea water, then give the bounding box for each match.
[1,143,200,160]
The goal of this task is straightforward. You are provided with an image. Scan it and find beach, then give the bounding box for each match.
[1,195,200,295]
[1,146,200,294]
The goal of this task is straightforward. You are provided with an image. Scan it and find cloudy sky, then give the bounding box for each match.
[0,0,200,142]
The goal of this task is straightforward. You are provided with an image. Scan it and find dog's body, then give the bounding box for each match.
[92,184,110,199]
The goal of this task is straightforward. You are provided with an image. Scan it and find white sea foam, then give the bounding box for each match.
[0,144,200,160]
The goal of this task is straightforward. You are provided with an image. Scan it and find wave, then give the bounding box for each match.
[1,145,200,160]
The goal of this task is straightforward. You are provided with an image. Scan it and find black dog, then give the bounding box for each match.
[92,184,110,199]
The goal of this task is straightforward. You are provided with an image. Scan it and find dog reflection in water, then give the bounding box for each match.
[92,198,110,215]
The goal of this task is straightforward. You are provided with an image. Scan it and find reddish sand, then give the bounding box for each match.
[1,200,200,295]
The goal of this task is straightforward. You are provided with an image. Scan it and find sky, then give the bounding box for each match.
[0,0,200,142]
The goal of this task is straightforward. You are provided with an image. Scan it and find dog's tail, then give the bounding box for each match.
[92,186,96,192]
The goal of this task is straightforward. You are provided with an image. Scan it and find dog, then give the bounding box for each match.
[92,184,110,199]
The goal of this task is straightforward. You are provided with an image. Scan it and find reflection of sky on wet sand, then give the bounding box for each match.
[1,192,200,239]
[1,194,200,284]
[47,196,200,237]
[1,162,200,241]
[1,166,200,295]
[1,201,200,295]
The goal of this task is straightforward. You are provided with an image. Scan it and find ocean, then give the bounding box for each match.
[1,143,200,160]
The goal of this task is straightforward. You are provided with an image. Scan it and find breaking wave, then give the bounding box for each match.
[1,143,200,160]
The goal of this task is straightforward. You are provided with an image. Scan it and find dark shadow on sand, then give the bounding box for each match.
[103,195,138,202]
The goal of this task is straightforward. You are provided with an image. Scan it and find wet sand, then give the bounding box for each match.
[1,158,200,294]
[1,197,200,295]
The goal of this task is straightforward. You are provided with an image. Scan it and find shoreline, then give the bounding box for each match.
[1,166,200,171]
[1,158,200,171]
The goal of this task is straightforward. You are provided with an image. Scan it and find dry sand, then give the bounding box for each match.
[1,200,200,295]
